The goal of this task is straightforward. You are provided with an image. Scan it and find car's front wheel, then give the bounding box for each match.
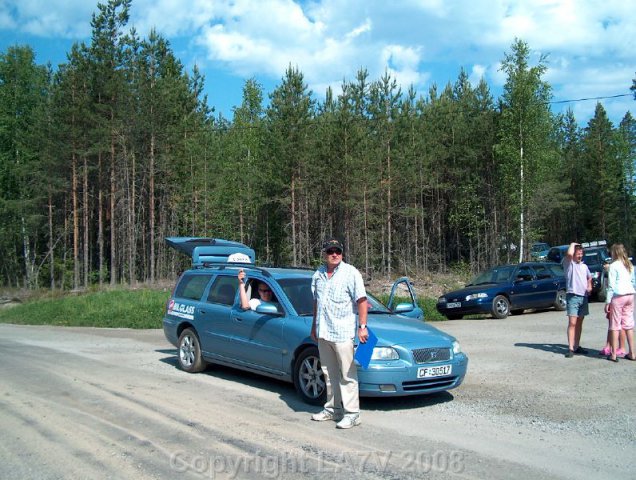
[293,347,326,405]
[178,328,207,373]
[491,295,510,319]
[554,289,567,311]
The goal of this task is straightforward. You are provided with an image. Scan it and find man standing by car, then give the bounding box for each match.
[564,242,593,358]
[310,238,368,429]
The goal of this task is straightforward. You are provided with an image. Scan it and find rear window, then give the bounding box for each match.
[175,274,213,301]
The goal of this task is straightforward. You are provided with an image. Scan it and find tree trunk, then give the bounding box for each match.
[72,151,79,290]
[291,175,297,266]
[110,128,117,286]
[149,132,156,282]
[83,155,89,287]
[48,190,55,290]
[98,152,104,287]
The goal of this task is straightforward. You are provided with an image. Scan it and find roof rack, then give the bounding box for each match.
[194,262,273,278]
[581,240,607,248]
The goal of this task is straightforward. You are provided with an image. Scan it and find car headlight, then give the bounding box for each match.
[465,292,488,301]
[371,347,399,360]
[452,341,462,355]
[437,296,447,304]
[591,271,600,279]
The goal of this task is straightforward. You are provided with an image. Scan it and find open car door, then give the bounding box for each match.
[387,277,424,320]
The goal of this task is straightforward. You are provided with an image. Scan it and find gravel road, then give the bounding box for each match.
[1,301,634,479]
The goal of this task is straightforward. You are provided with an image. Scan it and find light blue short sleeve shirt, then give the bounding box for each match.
[312,261,367,343]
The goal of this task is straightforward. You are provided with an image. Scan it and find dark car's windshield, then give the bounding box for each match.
[277,277,390,315]
[468,265,516,285]
[532,243,549,252]
[583,251,602,266]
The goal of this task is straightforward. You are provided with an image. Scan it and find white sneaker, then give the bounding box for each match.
[336,413,361,429]
[311,409,342,422]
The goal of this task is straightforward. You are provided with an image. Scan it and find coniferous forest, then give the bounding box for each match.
[1,0,635,290]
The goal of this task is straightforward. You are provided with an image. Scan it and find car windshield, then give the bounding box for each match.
[277,277,390,315]
[532,243,549,252]
[468,265,516,285]
[583,252,601,266]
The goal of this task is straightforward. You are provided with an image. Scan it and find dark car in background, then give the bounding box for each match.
[547,245,569,264]
[581,242,611,300]
[436,262,566,320]
[546,241,610,301]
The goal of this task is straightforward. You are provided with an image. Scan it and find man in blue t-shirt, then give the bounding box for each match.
[563,242,592,358]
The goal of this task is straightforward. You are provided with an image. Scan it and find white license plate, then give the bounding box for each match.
[417,365,452,378]
[447,302,461,308]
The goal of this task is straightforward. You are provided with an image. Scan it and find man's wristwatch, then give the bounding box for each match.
[359,324,367,329]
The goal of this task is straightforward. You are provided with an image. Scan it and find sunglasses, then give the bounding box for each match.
[258,288,272,294]
[325,249,342,255]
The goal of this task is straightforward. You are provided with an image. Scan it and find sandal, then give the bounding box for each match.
[607,356,619,363]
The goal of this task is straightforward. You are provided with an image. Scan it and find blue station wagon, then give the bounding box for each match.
[436,261,567,320]
[162,237,468,404]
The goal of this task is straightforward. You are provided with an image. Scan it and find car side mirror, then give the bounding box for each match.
[393,302,414,313]
[255,302,282,316]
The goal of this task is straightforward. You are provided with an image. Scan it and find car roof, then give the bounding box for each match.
[186,264,315,280]
[485,262,554,269]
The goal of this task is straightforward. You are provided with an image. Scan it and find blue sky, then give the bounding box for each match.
[1,0,634,126]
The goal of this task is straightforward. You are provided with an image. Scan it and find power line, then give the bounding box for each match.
[549,93,631,105]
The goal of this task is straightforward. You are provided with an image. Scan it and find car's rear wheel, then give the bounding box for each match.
[491,295,510,319]
[178,328,207,373]
[293,347,326,405]
[554,289,567,311]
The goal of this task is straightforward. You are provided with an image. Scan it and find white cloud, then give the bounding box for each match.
[469,64,487,86]
[0,0,94,37]
[0,0,633,124]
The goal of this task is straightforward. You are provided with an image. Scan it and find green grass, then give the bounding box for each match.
[0,289,170,328]
[0,288,445,329]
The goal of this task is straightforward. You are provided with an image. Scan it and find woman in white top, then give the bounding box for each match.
[604,244,636,362]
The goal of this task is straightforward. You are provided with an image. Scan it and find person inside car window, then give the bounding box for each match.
[237,269,278,310]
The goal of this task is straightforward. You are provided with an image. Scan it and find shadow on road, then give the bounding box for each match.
[515,342,604,358]
[157,349,454,414]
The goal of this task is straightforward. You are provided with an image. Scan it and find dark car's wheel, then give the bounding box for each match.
[491,295,510,319]
[293,347,326,406]
[554,289,567,311]
[596,284,607,302]
[178,328,207,373]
